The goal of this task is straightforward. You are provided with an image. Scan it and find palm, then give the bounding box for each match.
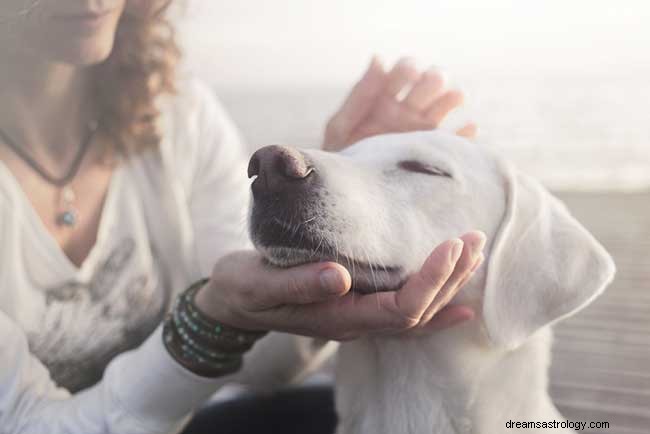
[323,57,476,151]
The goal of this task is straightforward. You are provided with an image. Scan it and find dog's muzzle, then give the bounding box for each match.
[248,145,316,198]
[248,145,323,251]
[247,145,405,293]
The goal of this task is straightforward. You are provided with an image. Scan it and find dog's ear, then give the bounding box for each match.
[482,164,615,350]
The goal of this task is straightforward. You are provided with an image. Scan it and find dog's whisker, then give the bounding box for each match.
[289,210,299,238]
[312,231,324,261]
[357,245,379,304]
[342,239,355,285]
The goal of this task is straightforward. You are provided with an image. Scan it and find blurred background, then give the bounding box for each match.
[178,0,650,190]
[176,1,649,433]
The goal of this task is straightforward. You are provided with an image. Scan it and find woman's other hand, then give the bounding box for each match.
[194,231,485,341]
[323,57,477,151]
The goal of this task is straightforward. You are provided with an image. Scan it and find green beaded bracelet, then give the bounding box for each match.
[177,281,266,351]
[163,318,243,377]
[162,279,267,378]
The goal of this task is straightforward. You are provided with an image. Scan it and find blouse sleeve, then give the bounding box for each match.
[0,309,237,434]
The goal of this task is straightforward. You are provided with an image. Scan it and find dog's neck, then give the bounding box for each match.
[334,325,563,434]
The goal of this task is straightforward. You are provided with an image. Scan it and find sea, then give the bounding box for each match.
[211,73,650,192]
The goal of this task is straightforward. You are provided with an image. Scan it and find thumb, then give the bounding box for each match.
[248,261,352,310]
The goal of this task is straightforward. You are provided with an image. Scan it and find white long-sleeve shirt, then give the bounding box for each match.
[0,78,335,434]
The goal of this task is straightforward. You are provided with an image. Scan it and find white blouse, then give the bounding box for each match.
[0,78,334,434]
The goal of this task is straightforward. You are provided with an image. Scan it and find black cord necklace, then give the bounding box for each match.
[0,121,99,227]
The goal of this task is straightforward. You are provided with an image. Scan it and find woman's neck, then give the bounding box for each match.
[0,52,94,163]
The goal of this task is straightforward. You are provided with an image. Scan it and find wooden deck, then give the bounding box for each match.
[550,192,650,434]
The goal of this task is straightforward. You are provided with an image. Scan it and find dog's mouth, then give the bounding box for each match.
[253,218,406,294]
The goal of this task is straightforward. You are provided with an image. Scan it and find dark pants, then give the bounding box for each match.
[182,386,337,434]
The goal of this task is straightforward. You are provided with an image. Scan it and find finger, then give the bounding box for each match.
[455,252,484,290]
[258,255,469,340]
[422,89,464,128]
[403,68,446,112]
[248,261,352,310]
[418,232,486,324]
[456,122,478,139]
[369,95,434,133]
[411,305,475,335]
[418,269,479,327]
[384,58,420,99]
[341,103,423,146]
[242,235,482,338]
[357,238,466,331]
[325,56,386,146]
[261,239,463,337]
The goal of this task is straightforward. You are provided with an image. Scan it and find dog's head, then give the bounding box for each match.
[248,131,615,349]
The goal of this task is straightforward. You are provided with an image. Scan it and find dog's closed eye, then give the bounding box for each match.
[397,160,452,178]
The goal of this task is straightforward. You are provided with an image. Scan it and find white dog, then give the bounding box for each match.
[247,131,616,434]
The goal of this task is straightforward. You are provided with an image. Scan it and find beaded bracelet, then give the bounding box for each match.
[163,279,268,378]
[177,281,266,351]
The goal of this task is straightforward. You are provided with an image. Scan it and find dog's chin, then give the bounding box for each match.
[257,245,406,295]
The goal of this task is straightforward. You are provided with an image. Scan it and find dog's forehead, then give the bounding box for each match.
[340,130,476,164]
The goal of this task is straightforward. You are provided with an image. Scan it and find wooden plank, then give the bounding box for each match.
[549,192,650,431]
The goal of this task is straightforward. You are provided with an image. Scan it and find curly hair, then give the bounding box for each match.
[94,1,181,158]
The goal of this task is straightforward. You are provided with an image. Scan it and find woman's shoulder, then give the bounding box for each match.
[158,75,241,148]
[153,75,247,192]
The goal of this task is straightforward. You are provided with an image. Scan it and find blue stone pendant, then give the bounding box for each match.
[57,210,77,227]
[57,186,77,227]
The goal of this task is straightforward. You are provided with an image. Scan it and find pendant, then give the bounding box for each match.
[56,185,77,227]
[57,210,77,227]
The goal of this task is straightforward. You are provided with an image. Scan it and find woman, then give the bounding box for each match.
[0,1,485,433]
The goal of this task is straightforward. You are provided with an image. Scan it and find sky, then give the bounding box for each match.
[179,0,650,89]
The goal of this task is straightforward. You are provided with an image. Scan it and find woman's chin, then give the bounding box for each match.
[22,11,122,67]
[42,38,116,67]
[64,42,115,66]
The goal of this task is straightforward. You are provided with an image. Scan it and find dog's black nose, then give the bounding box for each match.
[248,145,314,197]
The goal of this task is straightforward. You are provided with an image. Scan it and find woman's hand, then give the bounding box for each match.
[194,231,485,341]
[323,57,477,152]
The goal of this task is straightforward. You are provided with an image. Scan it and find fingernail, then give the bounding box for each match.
[320,268,344,294]
[473,232,487,259]
[471,253,485,273]
[450,239,464,263]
